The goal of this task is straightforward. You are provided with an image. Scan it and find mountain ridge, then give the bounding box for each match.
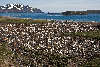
[0,4,43,13]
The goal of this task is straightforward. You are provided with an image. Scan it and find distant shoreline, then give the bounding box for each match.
[0,16,100,24]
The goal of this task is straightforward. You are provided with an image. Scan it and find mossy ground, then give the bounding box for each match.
[81,58,100,67]
[0,16,52,24]
[64,30,100,39]
[0,43,14,67]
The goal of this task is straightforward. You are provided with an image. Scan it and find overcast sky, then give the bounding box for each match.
[0,0,100,12]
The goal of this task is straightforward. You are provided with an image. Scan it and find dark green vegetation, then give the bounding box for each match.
[0,43,13,67]
[64,30,100,39]
[82,58,100,67]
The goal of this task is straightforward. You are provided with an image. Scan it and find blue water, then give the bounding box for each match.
[0,13,100,22]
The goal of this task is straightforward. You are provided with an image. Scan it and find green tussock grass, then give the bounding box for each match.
[64,30,100,39]
[0,43,14,67]
[81,58,100,67]
[0,43,12,60]
[0,16,52,24]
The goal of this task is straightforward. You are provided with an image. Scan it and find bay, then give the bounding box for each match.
[0,12,100,22]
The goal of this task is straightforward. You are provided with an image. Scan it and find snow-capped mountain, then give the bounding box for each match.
[0,4,43,13]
